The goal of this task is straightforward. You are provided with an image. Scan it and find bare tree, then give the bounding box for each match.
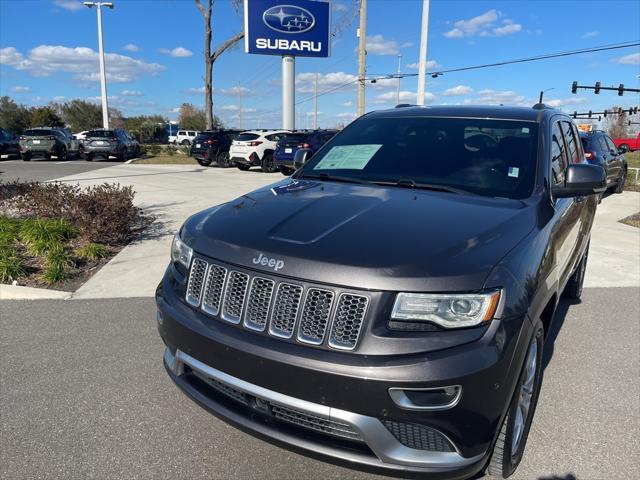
[194,0,244,130]
[604,106,629,139]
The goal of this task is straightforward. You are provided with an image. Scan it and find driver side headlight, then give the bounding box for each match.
[171,233,193,270]
[391,291,500,329]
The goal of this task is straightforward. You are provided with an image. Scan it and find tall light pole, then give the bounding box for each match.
[314,72,319,129]
[357,0,367,116]
[84,1,113,129]
[396,54,402,105]
[416,0,430,106]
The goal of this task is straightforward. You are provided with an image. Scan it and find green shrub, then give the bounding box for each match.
[19,218,76,256]
[75,243,109,261]
[42,245,73,284]
[0,240,25,282]
[146,145,162,156]
[165,145,178,156]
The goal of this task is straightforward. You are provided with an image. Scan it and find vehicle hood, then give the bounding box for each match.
[181,180,536,292]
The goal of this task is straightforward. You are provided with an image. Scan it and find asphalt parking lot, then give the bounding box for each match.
[1,288,638,480]
[0,158,122,182]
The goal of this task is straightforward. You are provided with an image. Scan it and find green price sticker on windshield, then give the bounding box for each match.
[313,144,382,170]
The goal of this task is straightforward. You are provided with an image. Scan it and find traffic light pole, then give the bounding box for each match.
[571,81,640,96]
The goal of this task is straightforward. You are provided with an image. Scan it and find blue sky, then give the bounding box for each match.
[1,0,639,129]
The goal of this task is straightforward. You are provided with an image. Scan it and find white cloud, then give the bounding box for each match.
[121,89,143,96]
[443,85,473,96]
[123,44,140,52]
[185,86,205,94]
[11,86,31,93]
[406,60,440,69]
[219,85,255,96]
[366,35,399,55]
[544,97,587,108]
[466,89,527,106]
[336,112,356,119]
[332,2,348,12]
[400,42,413,49]
[444,10,521,38]
[159,47,193,58]
[341,100,354,107]
[53,0,83,11]
[582,31,599,39]
[52,95,66,102]
[0,45,165,83]
[372,90,436,105]
[614,53,640,65]
[296,71,357,94]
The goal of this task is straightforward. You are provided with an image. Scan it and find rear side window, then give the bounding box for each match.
[87,130,116,138]
[266,133,286,142]
[551,122,568,185]
[24,129,53,136]
[604,136,617,153]
[236,133,260,141]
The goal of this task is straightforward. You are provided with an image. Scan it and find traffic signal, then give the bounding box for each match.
[572,111,577,118]
[618,84,624,96]
[588,110,592,118]
[603,109,608,117]
[594,81,601,94]
[571,81,578,94]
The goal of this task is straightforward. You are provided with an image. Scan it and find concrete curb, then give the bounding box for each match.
[0,284,72,300]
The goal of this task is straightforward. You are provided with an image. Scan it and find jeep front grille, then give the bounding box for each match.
[185,258,368,351]
[271,405,362,441]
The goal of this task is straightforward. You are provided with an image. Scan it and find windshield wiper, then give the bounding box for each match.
[297,173,371,185]
[376,177,478,196]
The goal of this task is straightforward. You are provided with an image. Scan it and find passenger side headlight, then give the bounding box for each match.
[391,291,500,329]
[171,233,193,270]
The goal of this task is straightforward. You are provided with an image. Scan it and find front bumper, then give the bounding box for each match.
[156,270,528,478]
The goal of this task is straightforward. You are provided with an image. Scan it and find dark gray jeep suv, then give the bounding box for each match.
[156,105,605,479]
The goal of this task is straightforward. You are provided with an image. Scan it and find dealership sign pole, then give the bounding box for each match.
[244,0,331,130]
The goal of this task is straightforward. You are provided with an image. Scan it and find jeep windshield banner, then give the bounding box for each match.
[244,0,331,57]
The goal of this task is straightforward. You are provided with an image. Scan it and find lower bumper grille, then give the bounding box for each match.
[383,420,455,452]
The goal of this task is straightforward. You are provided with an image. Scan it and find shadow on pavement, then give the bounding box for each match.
[542,297,578,371]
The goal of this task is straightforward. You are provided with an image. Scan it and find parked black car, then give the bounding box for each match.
[83,128,140,161]
[156,105,605,480]
[274,129,338,175]
[580,130,627,193]
[19,127,81,161]
[0,128,20,159]
[190,130,242,167]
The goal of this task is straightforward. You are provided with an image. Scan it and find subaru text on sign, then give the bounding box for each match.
[244,0,331,57]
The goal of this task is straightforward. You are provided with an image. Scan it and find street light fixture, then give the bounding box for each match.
[84,2,114,129]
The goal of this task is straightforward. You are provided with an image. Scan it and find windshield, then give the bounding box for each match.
[300,117,539,199]
[87,130,116,138]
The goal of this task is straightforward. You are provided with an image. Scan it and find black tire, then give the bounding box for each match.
[563,243,589,300]
[181,140,191,146]
[614,168,626,194]
[261,154,277,173]
[118,148,127,162]
[217,151,231,168]
[487,321,544,479]
[279,166,294,176]
[21,153,31,162]
[236,163,251,171]
[58,146,67,161]
[197,156,212,167]
[85,154,93,162]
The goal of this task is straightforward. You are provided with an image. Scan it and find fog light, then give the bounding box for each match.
[389,386,462,411]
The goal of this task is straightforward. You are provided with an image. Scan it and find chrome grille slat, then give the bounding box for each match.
[269,283,303,338]
[243,277,275,331]
[185,258,368,351]
[271,404,363,441]
[201,264,227,316]
[221,271,249,324]
[185,258,207,306]
[328,293,369,350]
[297,288,334,345]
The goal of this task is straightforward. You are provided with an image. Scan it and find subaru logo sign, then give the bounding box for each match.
[245,0,330,58]
[263,5,315,34]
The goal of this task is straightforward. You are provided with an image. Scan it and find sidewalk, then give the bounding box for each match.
[53,164,281,299]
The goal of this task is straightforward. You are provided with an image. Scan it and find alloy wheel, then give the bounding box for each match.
[512,336,538,456]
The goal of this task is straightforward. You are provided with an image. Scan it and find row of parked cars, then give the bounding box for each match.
[189,128,338,175]
[0,126,140,161]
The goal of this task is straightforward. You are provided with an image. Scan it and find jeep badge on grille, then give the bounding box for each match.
[252,253,285,271]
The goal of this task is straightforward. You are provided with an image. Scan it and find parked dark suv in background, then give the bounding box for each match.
[83,128,140,161]
[157,105,605,480]
[19,127,80,161]
[274,129,337,175]
[580,130,627,193]
[190,130,242,167]
[0,127,20,159]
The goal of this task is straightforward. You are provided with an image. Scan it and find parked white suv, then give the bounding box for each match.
[175,130,199,146]
[230,130,289,172]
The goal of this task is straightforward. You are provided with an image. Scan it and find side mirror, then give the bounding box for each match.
[553,163,606,198]
[293,148,313,170]
[71,136,77,140]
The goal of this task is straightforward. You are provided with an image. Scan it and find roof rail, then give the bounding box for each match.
[532,103,552,110]
[395,103,416,108]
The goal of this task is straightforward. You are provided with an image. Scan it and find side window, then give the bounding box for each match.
[604,136,617,153]
[551,122,568,185]
[561,121,580,164]
[597,136,608,154]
